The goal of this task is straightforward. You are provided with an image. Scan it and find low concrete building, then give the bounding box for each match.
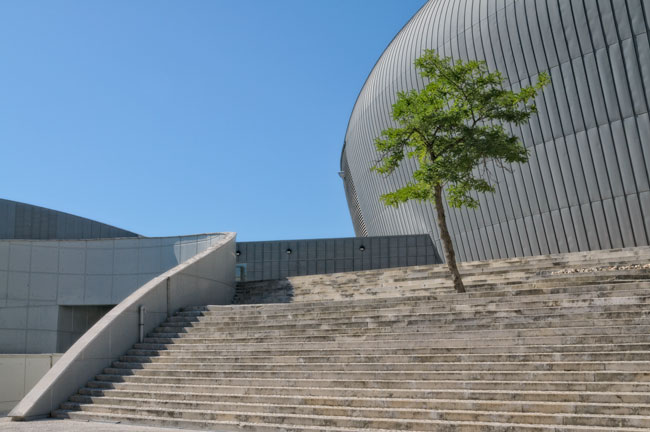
[0,200,236,414]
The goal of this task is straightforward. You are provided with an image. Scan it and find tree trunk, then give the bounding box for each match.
[433,184,465,293]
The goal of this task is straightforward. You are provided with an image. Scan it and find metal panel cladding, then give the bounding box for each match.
[341,0,650,262]
[0,198,139,240]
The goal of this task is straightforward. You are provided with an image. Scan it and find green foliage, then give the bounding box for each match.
[373,50,549,209]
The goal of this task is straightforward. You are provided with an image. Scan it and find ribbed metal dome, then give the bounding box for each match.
[342,0,650,261]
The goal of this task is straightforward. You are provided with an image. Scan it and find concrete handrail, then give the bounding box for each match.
[10,232,236,420]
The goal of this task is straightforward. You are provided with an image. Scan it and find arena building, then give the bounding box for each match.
[341,0,650,262]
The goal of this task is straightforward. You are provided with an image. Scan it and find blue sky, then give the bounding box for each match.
[0,0,426,241]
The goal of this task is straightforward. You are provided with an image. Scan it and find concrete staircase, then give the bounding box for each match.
[53,246,650,431]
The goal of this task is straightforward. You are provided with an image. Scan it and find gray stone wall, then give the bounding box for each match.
[236,234,441,281]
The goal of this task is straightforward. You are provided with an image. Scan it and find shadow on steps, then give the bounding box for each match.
[233,278,295,304]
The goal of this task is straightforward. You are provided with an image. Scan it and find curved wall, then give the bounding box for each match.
[342,0,650,262]
[0,199,138,240]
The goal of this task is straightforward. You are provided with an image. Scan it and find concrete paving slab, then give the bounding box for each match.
[0,417,187,431]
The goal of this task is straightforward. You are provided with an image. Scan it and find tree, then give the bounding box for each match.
[372,50,549,293]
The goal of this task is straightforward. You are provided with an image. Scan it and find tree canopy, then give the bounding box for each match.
[372,50,549,293]
[373,50,549,209]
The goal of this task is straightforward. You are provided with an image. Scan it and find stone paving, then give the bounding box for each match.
[0,417,184,431]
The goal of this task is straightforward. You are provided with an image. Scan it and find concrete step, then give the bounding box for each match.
[54,402,650,429]
[153,316,650,337]
[166,304,650,332]
[234,263,650,290]
[85,377,650,394]
[219,281,650,310]
[267,270,650,289]
[237,252,650,284]
[160,310,650,334]
[145,325,650,347]
[234,274,650,303]
[135,332,650,352]
[211,280,650,317]
[186,285,650,321]
[99,367,650,384]
[203,291,650,314]
[119,350,650,365]
[126,342,650,357]
[52,409,648,432]
[110,360,650,373]
[63,394,650,419]
[233,275,637,296]
[234,266,650,286]
[286,277,648,306]
[76,386,650,406]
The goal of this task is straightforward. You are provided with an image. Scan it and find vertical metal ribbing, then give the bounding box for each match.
[341,151,368,237]
[475,3,505,259]
[463,0,490,260]
[591,1,635,248]
[507,1,542,256]
[340,0,650,262]
[530,2,566,254]
[579,1,618,249]
[548,1,591,251]
[544,0,581,252]
[609,0,650,245]
[0,199,137,240]
[623,1,650,246]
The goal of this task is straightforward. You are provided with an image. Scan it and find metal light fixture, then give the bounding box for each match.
[359,245,366,251]
[286,248,292,254]
[235,251,241,256]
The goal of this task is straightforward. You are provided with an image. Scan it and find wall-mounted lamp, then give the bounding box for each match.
[235,251,241,256]
[286,248,292,254]
[359,245,366,251]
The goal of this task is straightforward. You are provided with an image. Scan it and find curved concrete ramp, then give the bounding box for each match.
[9,232,236,420]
